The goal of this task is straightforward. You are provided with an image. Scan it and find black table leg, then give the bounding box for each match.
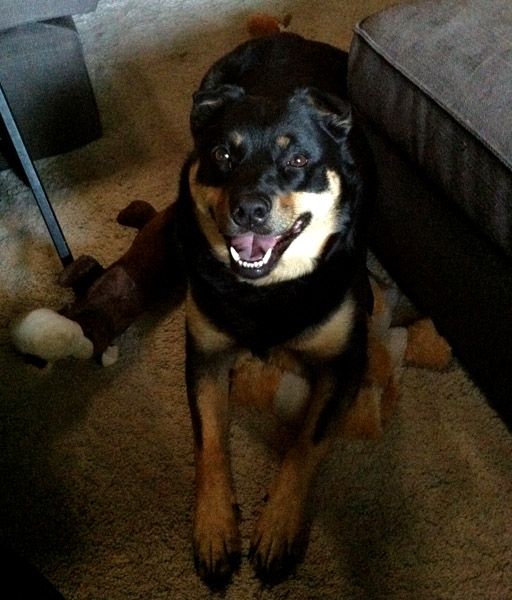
[0,81,73,267]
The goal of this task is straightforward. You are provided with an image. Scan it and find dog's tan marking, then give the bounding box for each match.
[188,163,343,284]
[250,372,339,573]
[276,135,291,149]
[189,161,226,213]
[278,193,296,211]
[186,292,234,353]
[230,131,244,146]
[188,161,231,265]
[289,295,355,360]
[255,169,343,286]
[192,367,241,581]
[186,300,239,579]
[195,375,230,446]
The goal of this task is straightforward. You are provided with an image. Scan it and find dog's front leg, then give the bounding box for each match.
[185,329,241,588]
[250,348,365,583]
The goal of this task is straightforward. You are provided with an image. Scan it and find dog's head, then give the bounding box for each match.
[188,84,366,285]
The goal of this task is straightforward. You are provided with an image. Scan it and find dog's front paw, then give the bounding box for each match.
[249,494,308,584]
[193,499,241,589]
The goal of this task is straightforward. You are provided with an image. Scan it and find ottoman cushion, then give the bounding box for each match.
[0,17,101,168]
[348,0,512,260]
[0,1,98,31]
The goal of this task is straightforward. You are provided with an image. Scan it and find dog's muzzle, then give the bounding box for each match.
[226,212,311,280]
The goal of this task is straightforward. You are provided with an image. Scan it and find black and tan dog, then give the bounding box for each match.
[8,26,375,588]
[176,32,374,586]
[10,29,374,587]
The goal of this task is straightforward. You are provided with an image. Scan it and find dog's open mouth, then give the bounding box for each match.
[226,213,311,279]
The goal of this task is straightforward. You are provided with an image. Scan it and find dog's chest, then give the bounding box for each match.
[188,267,355,358]
[286,295,355,359]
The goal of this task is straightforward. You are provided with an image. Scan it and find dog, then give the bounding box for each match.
[174,32,374,587]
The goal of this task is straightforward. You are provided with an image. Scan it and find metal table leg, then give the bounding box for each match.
[0,81,73,267]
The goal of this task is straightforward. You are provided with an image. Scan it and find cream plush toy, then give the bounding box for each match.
[10,308,95,363]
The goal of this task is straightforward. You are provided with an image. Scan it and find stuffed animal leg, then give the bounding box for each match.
[10,200,185,367]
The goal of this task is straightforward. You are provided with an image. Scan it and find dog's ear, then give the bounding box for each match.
[190,84,245,136]
[293,87,352,142]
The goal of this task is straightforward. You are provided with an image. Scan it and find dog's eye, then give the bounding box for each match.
[287,154,308,168]
[212,146,231,164]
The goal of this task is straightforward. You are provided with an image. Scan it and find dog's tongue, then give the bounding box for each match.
[230,233,279,261]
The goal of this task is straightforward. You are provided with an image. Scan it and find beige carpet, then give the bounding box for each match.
[1,1,511,598]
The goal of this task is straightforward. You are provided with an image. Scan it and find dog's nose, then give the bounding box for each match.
[232,196,271,229]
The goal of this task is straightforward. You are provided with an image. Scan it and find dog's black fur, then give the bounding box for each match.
[173,32,374,587]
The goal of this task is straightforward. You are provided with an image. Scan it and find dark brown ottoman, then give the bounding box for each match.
[348,0,512,425]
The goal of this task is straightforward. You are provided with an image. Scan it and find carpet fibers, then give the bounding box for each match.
[1,1,511,598]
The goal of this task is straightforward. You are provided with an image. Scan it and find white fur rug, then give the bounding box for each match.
[1,1,511,598]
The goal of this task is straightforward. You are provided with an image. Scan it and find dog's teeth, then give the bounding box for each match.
[233,249,271,270]
[230,246,241,262]
[262,247,273,265]
[293,219,303,233]
[239,260,261,269]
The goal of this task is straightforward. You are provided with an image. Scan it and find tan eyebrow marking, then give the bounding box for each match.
[276,135,291,149]
[230,131,244,146]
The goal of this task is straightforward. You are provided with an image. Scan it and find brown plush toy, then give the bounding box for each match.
[10,200,185,367]
[246,14,292,37]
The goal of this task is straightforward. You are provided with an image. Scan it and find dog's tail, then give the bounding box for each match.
[246,14,292,38]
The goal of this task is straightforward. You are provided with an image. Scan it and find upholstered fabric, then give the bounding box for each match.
[348,0,512,259]
[361,122,512,423]
[0,0,98,31]
[348,0,512,420]
[0,17,101,168]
